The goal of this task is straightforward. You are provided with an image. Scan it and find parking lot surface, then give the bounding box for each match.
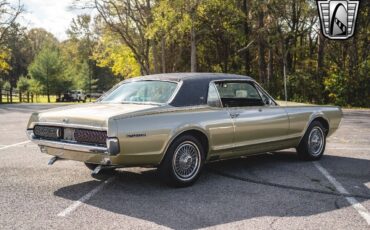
[0,104,369,229]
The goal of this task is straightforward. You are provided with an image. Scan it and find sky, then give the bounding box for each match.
[10,0,86,41]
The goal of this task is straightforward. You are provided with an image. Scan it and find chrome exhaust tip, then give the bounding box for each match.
[91,165,103,175]
[48,156,59,165]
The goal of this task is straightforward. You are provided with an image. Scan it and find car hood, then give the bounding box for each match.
[36,103,161,128]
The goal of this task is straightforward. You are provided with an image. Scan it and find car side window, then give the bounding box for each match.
[207,83,222,107]
[214,81,264,107]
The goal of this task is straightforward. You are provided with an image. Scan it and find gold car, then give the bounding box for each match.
[27,73,342,186]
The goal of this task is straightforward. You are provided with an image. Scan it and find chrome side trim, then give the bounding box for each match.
[29,122,107,131]
[27,130,108,154]
[210,133,302,151]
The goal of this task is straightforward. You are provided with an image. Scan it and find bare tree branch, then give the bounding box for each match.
[0,0,23,44]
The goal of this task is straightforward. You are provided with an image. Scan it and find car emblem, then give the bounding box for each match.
[127,133,147,138]
[64,128,75,141]
[63,118,69,123]
[317,0,359,40]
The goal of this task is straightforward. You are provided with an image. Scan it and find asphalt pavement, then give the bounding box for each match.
[0,103,369,229]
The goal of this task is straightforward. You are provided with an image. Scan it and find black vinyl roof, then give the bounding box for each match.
[125,73,255,107]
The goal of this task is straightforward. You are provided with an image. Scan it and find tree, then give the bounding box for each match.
[1,23,31,103]
[67,14,99,101]
[0,46,10,72]
[148,0,244,73]
[0,0,23,44]
[92,33,141,78]
[1,0,369,107]
[28,78,43,102]
[94,0,154,75]
[27,28,58,59]
[28,46,65,102]
[16,75,29,102]
[3,80,10,101]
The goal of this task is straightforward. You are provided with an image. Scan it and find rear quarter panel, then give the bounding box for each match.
[112,106,234,166]
[282,105,342,145]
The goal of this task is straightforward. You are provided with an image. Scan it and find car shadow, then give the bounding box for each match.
[54,151,370,229]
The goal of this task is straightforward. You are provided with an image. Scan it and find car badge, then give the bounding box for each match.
[317,0,359,40]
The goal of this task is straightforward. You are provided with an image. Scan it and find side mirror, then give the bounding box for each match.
[264,98,273,105]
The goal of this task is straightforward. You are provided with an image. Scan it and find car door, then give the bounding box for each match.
[214,80,289,156]
[205,83,235,158]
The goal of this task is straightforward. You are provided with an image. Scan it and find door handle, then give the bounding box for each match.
[230,113,240,118]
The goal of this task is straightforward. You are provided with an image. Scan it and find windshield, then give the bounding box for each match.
[100,80,178,104]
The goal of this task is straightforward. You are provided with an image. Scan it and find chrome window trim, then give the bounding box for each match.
[207,82,224,108]
[167,80,184,104]
[210,79,265,108]
[98,79,181,105]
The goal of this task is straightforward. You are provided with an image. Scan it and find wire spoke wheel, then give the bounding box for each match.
[172,141,201,181]
[308,127,324,156]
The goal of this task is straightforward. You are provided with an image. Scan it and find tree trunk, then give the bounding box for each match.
[190,26,197,72]
[46,67,50,103]
[0,88,2,103]
[242,0,251,75]
[161,36,166,73]
[309,32,314,60]
[285,37,293,73]
[152,41,160,74]
[317,31,325,81]
[349,38,358,78]
[257,9,266,84]
[267,46,273,91]
[342,44,347,70]
[317,31,325,103]
[10,87,12,103]
[19,91,22,103]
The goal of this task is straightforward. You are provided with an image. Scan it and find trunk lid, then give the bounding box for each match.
[37,103,160,127]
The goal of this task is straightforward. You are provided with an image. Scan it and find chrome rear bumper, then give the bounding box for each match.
[26,130,108,154]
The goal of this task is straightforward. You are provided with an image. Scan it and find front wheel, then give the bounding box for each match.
[296,121,326,161]
[159,135,204,187]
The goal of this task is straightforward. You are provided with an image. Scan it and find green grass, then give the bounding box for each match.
[1,95,58,103]
[1,95,96,104]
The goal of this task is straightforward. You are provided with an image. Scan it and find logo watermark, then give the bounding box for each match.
[317,0,359,39]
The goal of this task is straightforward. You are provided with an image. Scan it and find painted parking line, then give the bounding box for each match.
[327,147,370,151]
[0,107,37,112]
[0,140,31,151]
[313,162,370,225]
[57,177,116,217]
[366,183,370,191]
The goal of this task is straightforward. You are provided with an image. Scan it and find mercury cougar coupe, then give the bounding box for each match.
[27,73,342,186]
